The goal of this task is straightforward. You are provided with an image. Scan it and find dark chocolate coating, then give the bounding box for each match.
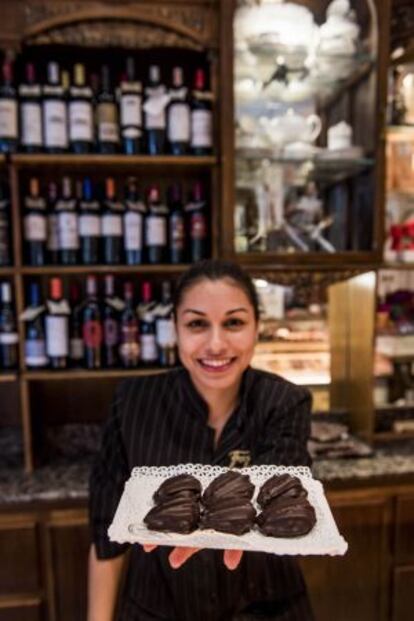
[144,496,200,534]
[257,474,307,508]
[257,498,316,538]
[202,471,254,507]
[200,498,256,535]
[153,474,202,504]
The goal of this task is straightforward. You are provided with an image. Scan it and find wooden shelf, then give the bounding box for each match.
[0,267,14,276]
[0,372,17,382]
[21,264,189,275]
[11,154,218,168]
[23,368,169,381]
[374,431,414,442]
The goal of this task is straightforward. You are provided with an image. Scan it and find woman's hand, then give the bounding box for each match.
[143,544,243,570]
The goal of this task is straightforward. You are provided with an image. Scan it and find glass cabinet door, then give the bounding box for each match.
[233,0,381,259]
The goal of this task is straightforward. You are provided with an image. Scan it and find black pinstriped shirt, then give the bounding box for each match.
[89,367,313,621]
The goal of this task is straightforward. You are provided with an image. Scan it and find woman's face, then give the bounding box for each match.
[176,278,258,392]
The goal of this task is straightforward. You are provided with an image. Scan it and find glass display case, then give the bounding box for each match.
[231,0,383,261]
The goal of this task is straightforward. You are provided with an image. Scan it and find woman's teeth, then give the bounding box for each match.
[199,358,234,369]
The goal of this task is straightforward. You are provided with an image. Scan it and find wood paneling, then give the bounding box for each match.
[0,603,43,621]
[0,520,40,595]
[393,566,414,621]
[395,495,414,564]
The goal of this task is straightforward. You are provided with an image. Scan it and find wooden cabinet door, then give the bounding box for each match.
[395,495,414,564]
[0,517,40,595]
[299,495,391,621]
[0,603,43,621]
[393,566,414,621]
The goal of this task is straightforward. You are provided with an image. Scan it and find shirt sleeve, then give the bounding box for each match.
[89,382,131,559]
[254,384,312,467]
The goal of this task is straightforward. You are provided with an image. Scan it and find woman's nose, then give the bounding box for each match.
[206,326,227,353]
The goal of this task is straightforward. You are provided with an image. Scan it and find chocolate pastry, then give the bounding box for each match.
[144,496,200,534]
[202,471,254,507]
[200,497,256,535]
[257,497,316,538]
[257,474,307,509]
[153,474,202,504]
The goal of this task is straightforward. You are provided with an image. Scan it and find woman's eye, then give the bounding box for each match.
[224,318,245,328]
[186,319,208,329]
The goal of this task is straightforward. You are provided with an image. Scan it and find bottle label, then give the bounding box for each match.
[83,320,103,349]
[25,339,47,367]
[170,213,185,249]
[168,103,190,142]
[44,100,68,148]
[69,101,93,142]
[98,103,119,143]
[144,86,168,129]
[47,213,60,251]
[0,98,18,139]
[104,318,119,346]
[191,109,212,148]
[46,316,68,357]
[191,212,207,240]
[102,213,122,237]
[146,215,166,246]
[58,212,79,250]
[121,94,142,128]
[0,332,18,345]
[79,214,101,237]
[24,214,47,241]
[140,333,157,362]
[120,324,139,362]
[124,211,143,250]
[21,102,42,146]
[70,337,84,360]
[156,318,177,347]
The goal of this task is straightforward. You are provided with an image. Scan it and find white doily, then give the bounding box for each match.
[108,464,348,556]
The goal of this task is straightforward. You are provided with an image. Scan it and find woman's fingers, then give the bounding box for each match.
[142,544,158,553]
[168,546,201,569]
[223,549,243,570]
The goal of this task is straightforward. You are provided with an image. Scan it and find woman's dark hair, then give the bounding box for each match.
[173,259,260,321]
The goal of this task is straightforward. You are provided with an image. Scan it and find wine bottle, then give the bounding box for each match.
[0,182,11,266]
[24,282,47,369]
[19,62,43,153]
[45,277,69,370]
[69,282,84,367]
[57,176,79,265]
[23,177,47,266]
[168,183,186,264]
[82,275,102,369]
[46,181,59,265]
[97,65,119,154]
[79,177,100,264]
[167,66,190,155]
[0,55,18,154]
[145,185,168,264]
[42,61,68,153]
[144,65,167,155]
[119,281,139,368]
[119,57,143,155]
[69,63,94,154]
[186,181,208,262]
[102,177,123,265]
[156,281,177,368]
[0,282,18,369]
[138,281,157,367]
[103,274,119,368]
[123,176,145,265]
[190,68,213,155]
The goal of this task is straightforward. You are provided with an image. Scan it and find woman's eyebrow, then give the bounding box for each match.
[182,309,206,315]
[225,308,249,315]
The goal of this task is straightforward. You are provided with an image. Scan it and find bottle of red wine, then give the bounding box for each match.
[119,281,139,368]
[139,308,157,367]
[186,181,208,262]
[123,177,145,265]
[190,68,213,156]
[0,182,11,266]
[42,61,68,153]
[102,177,123,265]
[97,65,119,154]
[0,281,18,370]
[119,57,143,155]
[45,277,69,370]
[145,185,168,264]
[19,62,43,153]
[69,63,94,154]
[168,183,186,264]
[103,274,119,368]
[24,282,47,369]
[82,275,102,370]
[156,280,177,368]
[144,65,167,155]
[79,177,100,264]
[0,55,18,154]
[46,181,59,265]
[24,177,47,266]
[57,177,79,265]
[167,66,190,155]
[69,282,84,367]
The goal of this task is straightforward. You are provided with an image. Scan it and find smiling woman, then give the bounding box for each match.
[88,259,314,621]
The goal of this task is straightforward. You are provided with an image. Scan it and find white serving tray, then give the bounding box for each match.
[108,464,348,557]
